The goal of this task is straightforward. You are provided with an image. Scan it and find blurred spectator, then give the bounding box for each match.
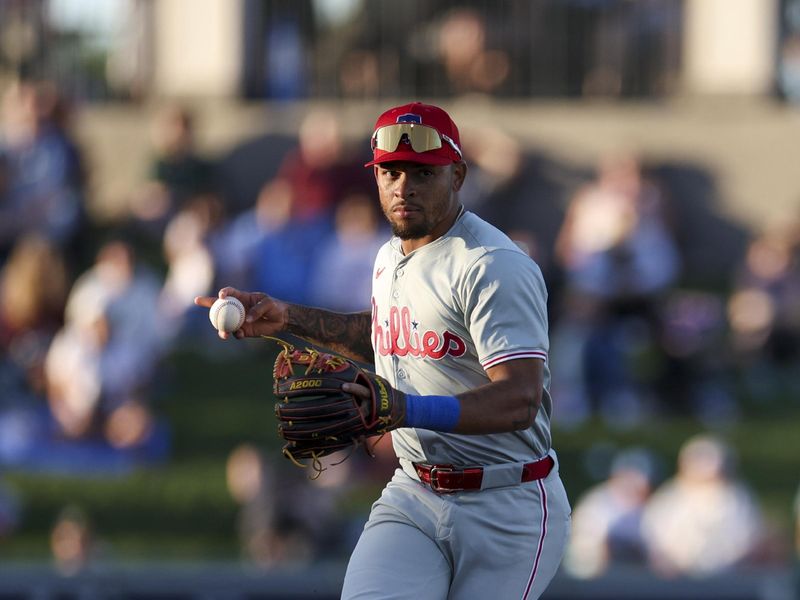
[641,434,767,577]
[214,178,294,290]
[227,443,312,567]
[458,124,525,216]
[548,294,595,428]
[308,192,387,312]
[555,152,680,302]
[727,225,800,402]
[458,123,572,283]
[564,0,681,98]
[657,290,737,424]
[212,172,329,304]
[436,7,510,95]
[226,443,345,567]
[244,182,333,306]
[273,108,372,222]
[50,505,94,576]
[552,152,681,424]
[130,104,217,239]
[0,80,87,266]
[43,305,105,440]
[0,234,173,474]
[158,196,221,342]
[565,447,656,578]
[44,237,163,445]
[338,49,381,98]
[577,0,628,97]
[0,234,69,407]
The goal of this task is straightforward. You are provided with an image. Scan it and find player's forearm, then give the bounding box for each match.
[286,306,373,363]
[399,380,541,435]
[399,359,543,435]
[453,358,543,434]
[453,379,541,434]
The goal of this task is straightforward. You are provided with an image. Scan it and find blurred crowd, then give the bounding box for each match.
[564,434,784,580]
[2,77,800,577]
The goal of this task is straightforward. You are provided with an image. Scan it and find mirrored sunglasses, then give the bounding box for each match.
[371,123,462,158]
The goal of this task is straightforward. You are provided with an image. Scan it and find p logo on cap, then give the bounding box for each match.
[396,113,423,125]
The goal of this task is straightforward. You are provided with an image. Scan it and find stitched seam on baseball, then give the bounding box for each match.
[210,298,245,331]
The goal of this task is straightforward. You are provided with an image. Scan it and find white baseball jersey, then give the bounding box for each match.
[370,209,553,469]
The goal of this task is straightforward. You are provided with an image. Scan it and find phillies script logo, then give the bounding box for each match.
[372,298,467,360]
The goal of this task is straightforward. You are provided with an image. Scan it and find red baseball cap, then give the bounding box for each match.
[365,102,463,167]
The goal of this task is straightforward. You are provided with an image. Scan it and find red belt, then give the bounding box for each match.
[413,455,554,493]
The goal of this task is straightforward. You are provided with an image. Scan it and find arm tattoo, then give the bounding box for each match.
[511,398,536,431]
[286,306,373,363]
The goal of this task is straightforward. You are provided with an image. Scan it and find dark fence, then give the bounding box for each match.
[242,0,685,100]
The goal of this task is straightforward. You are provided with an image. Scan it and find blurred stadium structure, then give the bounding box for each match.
[2,0,800,230]
[0,563,794,599]
[0,0,782,99]
[2,1,800,599]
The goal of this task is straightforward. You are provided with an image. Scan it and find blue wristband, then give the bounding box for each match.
[404,394,461,432]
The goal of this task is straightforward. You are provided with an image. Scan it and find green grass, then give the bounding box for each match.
[3,343,799,561]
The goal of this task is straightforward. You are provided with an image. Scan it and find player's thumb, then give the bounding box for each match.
[342,382,371,401]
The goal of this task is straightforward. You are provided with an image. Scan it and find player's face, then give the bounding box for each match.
[374,161,466,245]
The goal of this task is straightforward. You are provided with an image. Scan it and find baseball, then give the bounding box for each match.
[209,296,246,333]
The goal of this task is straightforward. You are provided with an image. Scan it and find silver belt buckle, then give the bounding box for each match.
[428,465,458,493]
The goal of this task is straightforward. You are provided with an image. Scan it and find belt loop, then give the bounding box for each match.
[479,462,525,490]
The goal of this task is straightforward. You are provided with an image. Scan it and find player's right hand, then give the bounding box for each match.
[194,287,289,340]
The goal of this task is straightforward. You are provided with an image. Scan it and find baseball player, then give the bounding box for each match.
[196,102,571,599]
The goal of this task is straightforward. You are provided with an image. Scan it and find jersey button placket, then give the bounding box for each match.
[393,267,404,298]
[390,265,406,384]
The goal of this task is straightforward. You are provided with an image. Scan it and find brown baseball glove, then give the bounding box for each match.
[267,334,405,475]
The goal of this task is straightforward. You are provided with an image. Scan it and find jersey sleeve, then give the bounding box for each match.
[462,249,549,370]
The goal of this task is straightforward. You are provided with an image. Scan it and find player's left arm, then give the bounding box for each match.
[450,357,543,434]
[342,357,542,435]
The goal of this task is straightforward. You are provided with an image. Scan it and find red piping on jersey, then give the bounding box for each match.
[481,351,547,369]
[522,479,548,599]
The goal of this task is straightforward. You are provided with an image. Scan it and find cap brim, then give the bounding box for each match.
[364,149,454,167]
